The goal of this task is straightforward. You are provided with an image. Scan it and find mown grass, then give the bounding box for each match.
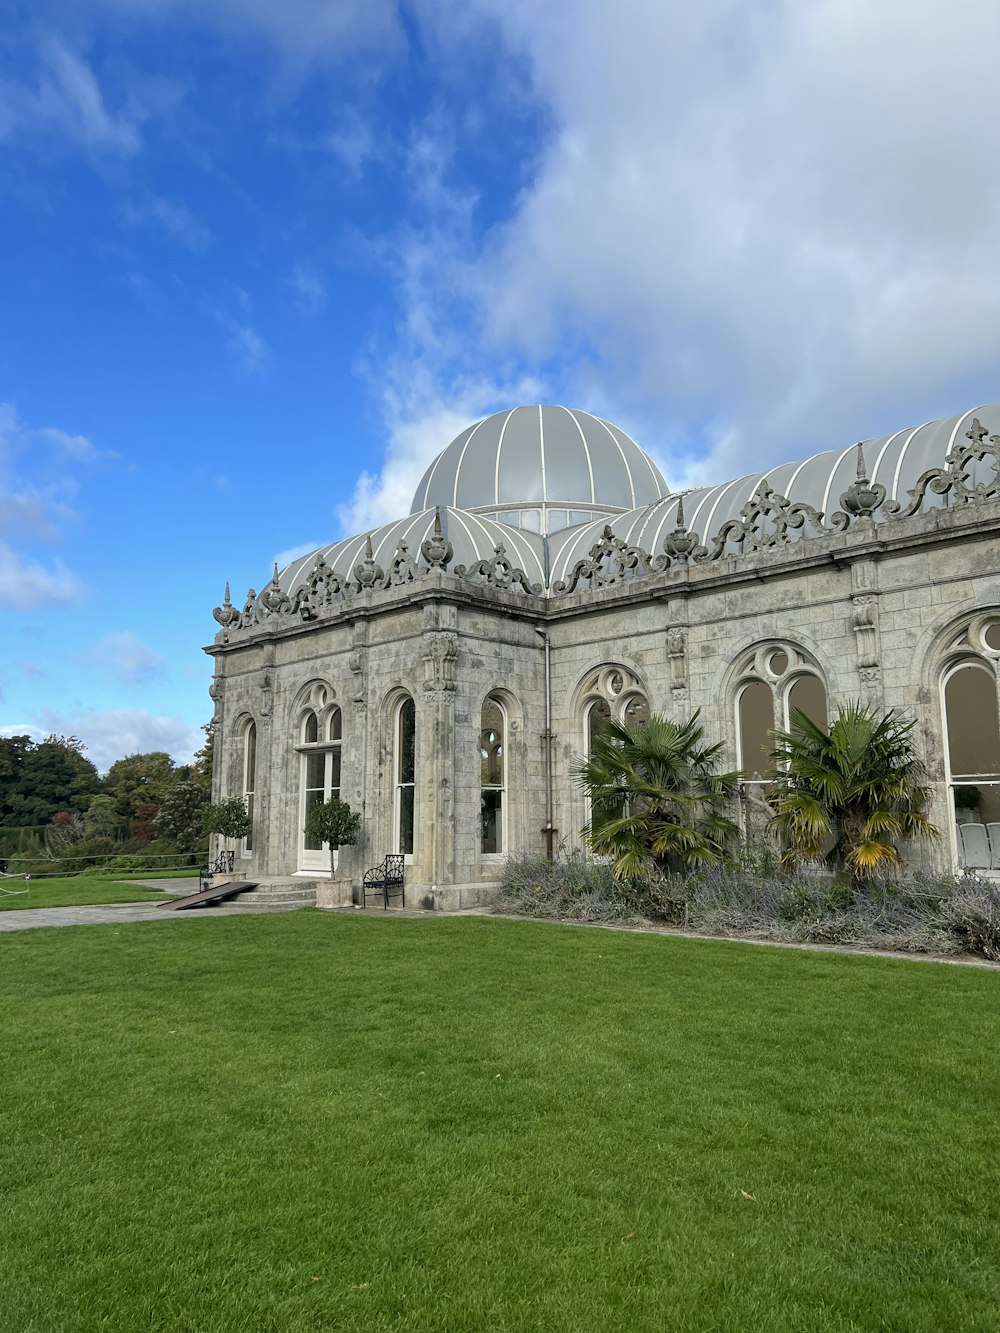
[2,913,999,1332]
[0,875,186,911]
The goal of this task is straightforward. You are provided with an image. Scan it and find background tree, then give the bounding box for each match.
[304,796,361,880]
[0,735,100,828]
[192,725,214,790]
[45,811,85,854]
[575,712,741,881]
[104,752,176,822]
[768,703,938,882]
[156,780,211,853]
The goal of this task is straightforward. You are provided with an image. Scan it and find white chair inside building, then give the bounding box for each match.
[987,824,1000,869]
[958,822,992,870]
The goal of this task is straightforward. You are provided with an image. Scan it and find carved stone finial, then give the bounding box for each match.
[421,506,453,569]
[840,442,886,519]
[212,581,240,629]
[664,493,697,561]
[260,562,288,614]
[353,534,382,589]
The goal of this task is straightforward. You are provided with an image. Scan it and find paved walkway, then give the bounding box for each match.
[0,900,306,932]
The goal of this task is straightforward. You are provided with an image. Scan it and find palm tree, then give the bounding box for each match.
[768,703,938,881]
[575,712,741,881]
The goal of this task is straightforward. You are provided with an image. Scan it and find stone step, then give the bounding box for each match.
[232,882,317,906]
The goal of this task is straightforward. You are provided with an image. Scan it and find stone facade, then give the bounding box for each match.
[206,407,1000,905]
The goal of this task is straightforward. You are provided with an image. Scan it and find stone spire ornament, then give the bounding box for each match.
[352,534,383,589]
[421,506,453,569]
[664,493,697,561]
[212,581,240,629]
[840,442,886,519]
[260,563,288,614]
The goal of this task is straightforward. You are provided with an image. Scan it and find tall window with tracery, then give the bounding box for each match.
[243,721,256,854]
[735,644,827,795]
[579,666,650,832]
[481,697,505,855]
[296,684,342,872]
[941,617,1000,870]
[394,695,416,856]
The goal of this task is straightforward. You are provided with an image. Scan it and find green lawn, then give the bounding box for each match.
[0,875,189,911]
[2,914,998,1332]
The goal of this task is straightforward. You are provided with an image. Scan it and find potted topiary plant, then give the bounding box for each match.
[203,796,253,869]
[304,796,361,904]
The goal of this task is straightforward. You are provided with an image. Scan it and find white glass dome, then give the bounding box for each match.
[410,405,669,536]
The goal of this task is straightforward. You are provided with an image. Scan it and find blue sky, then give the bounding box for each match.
[2,0,999,770]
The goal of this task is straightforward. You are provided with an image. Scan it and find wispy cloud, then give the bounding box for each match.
[0,39,141,154]
[0,545,85,610]
[0,402,102,609]
[222,319,270,375]
[121,193,211,248]
[88,631,164,684]
[288,264,326,312]
[33,707,204,773]
[273,540,326,569]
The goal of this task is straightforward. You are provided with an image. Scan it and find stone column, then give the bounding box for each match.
[421,601,459,906]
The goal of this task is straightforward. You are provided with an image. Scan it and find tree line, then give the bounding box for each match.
[0,730,214,875]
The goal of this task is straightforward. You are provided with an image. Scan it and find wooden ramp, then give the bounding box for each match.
[159,880,257,911]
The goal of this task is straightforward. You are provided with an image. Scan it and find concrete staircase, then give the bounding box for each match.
[230,878,318,909]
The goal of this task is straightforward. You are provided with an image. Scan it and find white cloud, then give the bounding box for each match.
[33,0,402,67]
[121,193,210,248]
[400,0,1000,483]
[33,708,204,773]
[89,631,164,683]
[0,39,141,153]
[337,367,546,535]
[0,402,109,607]
[0,544,85,610]
[273,540,325,569]
[223,320,270,375]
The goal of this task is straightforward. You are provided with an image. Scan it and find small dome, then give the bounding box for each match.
[410,405,668,535]
[276,507,547,597]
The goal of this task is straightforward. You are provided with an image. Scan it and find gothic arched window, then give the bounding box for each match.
[940,616,1000,868]
[481,697,506,855]
[394,695,416,857]
[242,720,256,855]
[296,684,342,872]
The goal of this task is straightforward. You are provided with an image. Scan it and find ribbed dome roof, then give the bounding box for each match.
[549,403,1000,583]
[410,405,668,531]
[276,507,546,597]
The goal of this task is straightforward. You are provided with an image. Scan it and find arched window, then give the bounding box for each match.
[579,667,649,836]
[481,697,505,855]
[580,666,648,749]
[296,686,342,873]
[941,622,1000,868]
[737,681,774,785]
[394,696,416,857]
[735,644,828,795]
[242,721,256,855]
[587,698,612,752]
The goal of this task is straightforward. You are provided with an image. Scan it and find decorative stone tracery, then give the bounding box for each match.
[552,525,668,594]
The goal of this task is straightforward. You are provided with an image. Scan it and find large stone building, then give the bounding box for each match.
[207,402,1000,907]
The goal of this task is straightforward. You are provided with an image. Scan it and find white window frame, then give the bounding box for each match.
[393,695,416,862]
[480,696,507,859]
[297,707,342,874]
[241,720,257,858]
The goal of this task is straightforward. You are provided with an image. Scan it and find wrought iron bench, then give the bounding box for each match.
[199,849,236,893]
[362,853,405,909]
